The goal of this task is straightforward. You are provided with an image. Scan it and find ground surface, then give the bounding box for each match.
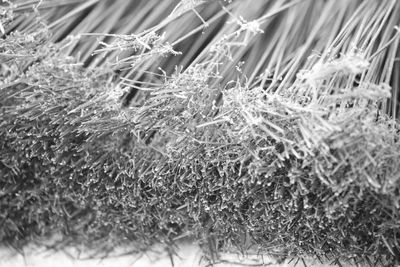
[0,242,343,267]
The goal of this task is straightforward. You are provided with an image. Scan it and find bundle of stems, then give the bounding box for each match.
[1,0,400,265]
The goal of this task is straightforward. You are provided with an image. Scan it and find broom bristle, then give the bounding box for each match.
[1,0,400,265]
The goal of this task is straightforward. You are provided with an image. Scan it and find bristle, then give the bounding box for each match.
[1,0,400,266]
